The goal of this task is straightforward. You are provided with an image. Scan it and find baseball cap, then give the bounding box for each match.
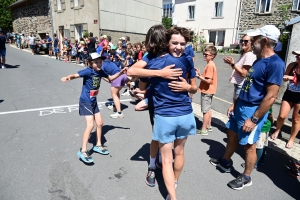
[119,37,126,40]
[292,51,300,55]
[111,45,117,50]
[87,52,107,63]
[101,52,110,59]
[103,35,107,39]
[247,25,280,42]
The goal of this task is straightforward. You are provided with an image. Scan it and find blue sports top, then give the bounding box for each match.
[101,59,121,75]
[239,54,285,105]
[78,67,108,103]
[143,53,196,117]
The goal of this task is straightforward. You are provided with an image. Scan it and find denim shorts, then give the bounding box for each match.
[153,112,196,144]
[233,84,243,101]
[54,47,59,53]
[0,49,6,57]
[79,101,100,116]
[226,100,268,145]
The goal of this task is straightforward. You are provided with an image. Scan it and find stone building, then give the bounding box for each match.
[239,0,299,31]
[286,16,300,64]
[51,0,162,46]
[8,0,52,38]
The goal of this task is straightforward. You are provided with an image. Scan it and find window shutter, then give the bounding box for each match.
[292,0,298,11]
[79,0,84,7]
[61,0,66,10]
[255,0,260,13]
[70,0,74,9]
[54,0,57,12]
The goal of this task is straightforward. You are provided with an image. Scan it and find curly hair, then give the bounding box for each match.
[166,26,191,44]
[145,25,167,55]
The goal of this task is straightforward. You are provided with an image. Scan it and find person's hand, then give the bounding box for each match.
[168,77,191,92]
[223,56,234,65]
[227,104,235,117]
[242,118,256,133]
[195,68,201,77]
[120,67,128,74]
[61,77,70,82]
[160,64,183,80]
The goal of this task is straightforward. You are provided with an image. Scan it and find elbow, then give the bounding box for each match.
[127,68,134,76]
[189,85,198,94]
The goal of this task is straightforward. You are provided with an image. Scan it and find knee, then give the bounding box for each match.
[277,115,286,121]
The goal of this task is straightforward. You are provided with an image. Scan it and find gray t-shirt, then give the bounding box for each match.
[27,36,35,45]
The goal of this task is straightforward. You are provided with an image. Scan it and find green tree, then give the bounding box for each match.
[162,17,172,30]
[0,0,16,32]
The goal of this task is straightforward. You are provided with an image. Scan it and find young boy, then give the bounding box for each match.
[61,53,126,163]
[197,46,218,135]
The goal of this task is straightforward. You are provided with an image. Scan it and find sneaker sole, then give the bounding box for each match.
[110,115,124,118]
[209,160,218,166]
[228,180,252,190]
[93,149,109,155]
[145,178,155,187]
[217,164,231,173]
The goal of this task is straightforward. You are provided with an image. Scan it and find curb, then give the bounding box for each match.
[192,102,300,161]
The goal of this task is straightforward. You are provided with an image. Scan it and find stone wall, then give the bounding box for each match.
[12,0,52,38]
[101,30,146,46]
[239,0,299,31]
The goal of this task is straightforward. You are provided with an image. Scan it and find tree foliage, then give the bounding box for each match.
[162,17,172,30]
[0,0,16,32]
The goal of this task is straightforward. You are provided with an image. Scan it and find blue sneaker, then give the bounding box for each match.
[93,145,109,155]
[77,150,93,163]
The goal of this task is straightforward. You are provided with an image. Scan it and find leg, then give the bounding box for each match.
[135,99,148,111]
[111,86,122,112]
[159,142,177,200]
[82,115,94,152]
[223,129,239,161]
[243,143,257,176]
[94,112,104,146]
[208,110,212,128]
[271,100,293,140]
[173,138,187,183]
[287,104,300,148]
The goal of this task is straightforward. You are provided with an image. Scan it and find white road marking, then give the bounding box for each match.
[0,99,133,115]
[213,96,232,104]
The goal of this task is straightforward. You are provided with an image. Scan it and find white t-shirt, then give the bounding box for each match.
[27,36,35,45]
[229,52,257,85]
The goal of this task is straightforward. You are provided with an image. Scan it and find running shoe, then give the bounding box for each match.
[207,126,213,132]
[107,105,114,110]
[77,149,93,163]
[93,145,109,155]
[217,159,232,173]
[287,167,300,178]
[145,167,156,187]
[121,89,128,96]
[209,157,221,166]
[110,112,124,118]
[227,174,252,190]
[196,129,208,135]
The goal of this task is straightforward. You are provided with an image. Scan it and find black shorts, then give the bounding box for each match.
[148,104,154,126]
[79,101,100,116]
[282,90,300,104]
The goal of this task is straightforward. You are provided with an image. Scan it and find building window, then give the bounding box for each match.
[188,5,195,20]
[214,2,223,17]
[163,3,172,18]
[74,0,79,7]
[292,0,300,11]
[75,25,83,40]
[209,31,225,46]
[57,0,62,11]
[255,0,273,14]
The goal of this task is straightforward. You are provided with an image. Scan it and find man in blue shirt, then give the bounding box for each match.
[53,34,59,60]
[46,34,53,57]
[0,28,6,69]
[209,25,285,190]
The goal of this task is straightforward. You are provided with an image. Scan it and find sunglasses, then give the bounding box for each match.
[203,53,212,57]
[240,40,249,44]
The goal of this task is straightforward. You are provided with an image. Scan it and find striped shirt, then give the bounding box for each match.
[229,52,256,85]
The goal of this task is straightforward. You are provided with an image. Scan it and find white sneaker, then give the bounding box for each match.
[2,65,6,69]
[107,105,114,110]
[110,112,124,118]
[121,91,130,96]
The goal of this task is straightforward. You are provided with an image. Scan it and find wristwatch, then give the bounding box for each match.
[251,115,259,124]
[230,63,235,67]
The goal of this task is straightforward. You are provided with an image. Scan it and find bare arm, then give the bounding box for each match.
[283,63,296,81]
[199,75,212,84]
[232,65,251,77]
[108,68,127,81]
[61,73,80,82]
[168,77,197,94]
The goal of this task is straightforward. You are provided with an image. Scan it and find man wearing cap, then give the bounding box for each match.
[0,28,6,68]
[46,34,53,57]
[209,25,285,190]
[120,37,126,47]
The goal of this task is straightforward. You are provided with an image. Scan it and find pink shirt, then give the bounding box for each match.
[229,52,256,85]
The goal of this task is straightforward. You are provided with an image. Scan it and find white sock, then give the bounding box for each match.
[149,156,156,168]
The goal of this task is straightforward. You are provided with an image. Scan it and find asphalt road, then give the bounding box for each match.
[0,45,299,200]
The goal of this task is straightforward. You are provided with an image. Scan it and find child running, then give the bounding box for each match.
[128,25,197,200]
[61,53,126,163]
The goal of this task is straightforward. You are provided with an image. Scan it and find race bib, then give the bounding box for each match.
[90,90,99,97]
[288,82,300,93]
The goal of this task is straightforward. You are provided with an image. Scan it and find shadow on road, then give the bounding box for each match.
[0,100,3,103]
[3,64,20,69]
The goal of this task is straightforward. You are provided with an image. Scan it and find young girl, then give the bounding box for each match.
[61,53,126,163]
[128,25,197,200]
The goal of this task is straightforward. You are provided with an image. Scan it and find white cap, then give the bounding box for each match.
[89,52,102,60]
[292,51,300,55]
[119,37,125,40]
[247,25,280,42]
